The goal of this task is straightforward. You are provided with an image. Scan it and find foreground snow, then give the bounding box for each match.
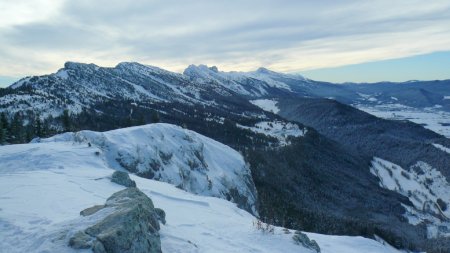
[0,126,401,253]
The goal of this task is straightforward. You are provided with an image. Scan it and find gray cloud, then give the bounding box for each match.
[1,0,450,76]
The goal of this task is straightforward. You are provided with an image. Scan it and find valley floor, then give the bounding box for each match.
[355,103,450,138]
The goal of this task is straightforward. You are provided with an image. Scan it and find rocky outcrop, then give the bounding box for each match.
[154,208,166,225]
[80,205,105,216]
[69,188,163,253]
[292,231,320,253]
[111,171,136,187]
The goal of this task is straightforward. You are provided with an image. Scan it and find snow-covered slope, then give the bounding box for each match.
[184,64,265,96]
[433,143,450,154]
[0,136,401,253]
[0,62,218,119]
[370,157,450,238]
[237,120,306,146]
[33,123,257,213]
[183,65,309,97]
[250,99,280,113]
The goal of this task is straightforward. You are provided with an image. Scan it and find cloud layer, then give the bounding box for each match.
[1,0,450,76]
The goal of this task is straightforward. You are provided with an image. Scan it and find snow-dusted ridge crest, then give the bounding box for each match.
[183,64,309,96]
[35,123,258,214]
[9,61,306,92]
[2,61,310,120]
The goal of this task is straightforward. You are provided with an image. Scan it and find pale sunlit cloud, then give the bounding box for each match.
[1,0,450,78]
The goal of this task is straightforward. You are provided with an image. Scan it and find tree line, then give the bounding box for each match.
[0,111,54,144]
[0,108,161,145]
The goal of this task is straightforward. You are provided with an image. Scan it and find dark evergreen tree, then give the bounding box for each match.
[62,109,71,132]
[25,125,34,143]
[0,112,7,130]
[136,113,145,126]
[151,110,160,123]
[35,114,43,138]
[10,112,24,143]
[42,118,52,137]
[124,116,133,128]
[0,112,8,143]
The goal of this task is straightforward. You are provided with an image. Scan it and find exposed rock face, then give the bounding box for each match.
[80,205,105,216]
[154,208,166,225]
[292,231,320,253]
[111,171,136,187]
[69,231,92,249]
[69,188,162,253]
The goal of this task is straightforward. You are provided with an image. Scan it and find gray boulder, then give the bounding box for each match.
[80,205,105,216]
[154,208,166,225]
[111,171,136,187]
[69,187,163,253]
[69,231,92,249]
[292,231,321,253]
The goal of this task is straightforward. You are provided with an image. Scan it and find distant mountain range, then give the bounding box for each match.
[1,62,450,252]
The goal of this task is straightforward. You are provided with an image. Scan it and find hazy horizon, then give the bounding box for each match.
[2,50,450,87]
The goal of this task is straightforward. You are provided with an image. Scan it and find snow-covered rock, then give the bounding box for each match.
[35,123,258,214]
[0,138,401,253]
[370,157,450,238]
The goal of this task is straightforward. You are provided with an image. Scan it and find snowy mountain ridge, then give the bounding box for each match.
[3,61,450,129]
[1,61,314,120]
[1,62,217,119]
[183,64,310,96]
[32,123,258,214]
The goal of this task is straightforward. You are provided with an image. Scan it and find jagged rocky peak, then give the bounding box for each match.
[209,65,219,72]
[62,61,171,76]
[184,64,225,78]
[184,64,306,82]
[255,66,306,80]
[256,67,273,74]
[183,64,211,77]
[115,61,184,78]
[115,61,153,74]
[115,61,148,70]
[64,61,100,71]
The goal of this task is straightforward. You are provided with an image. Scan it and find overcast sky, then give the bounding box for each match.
[1,0,450,85]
